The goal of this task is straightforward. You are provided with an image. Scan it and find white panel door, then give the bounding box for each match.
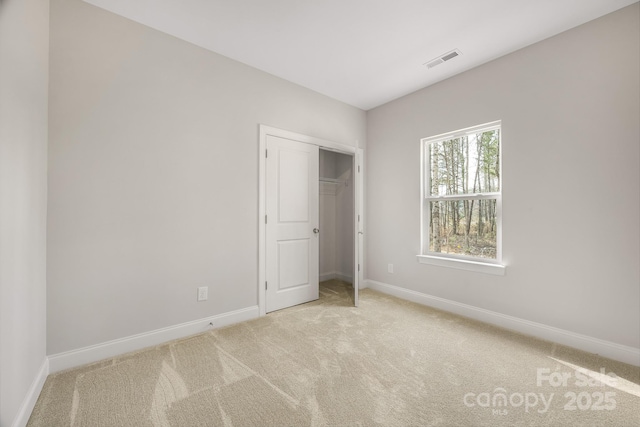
[266,135,319,312]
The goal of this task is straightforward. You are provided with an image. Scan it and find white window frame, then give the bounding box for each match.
[417,120,505,276]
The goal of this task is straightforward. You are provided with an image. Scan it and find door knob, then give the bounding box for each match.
[313,228,320,234]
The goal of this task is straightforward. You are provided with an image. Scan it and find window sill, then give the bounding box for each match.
[416,255,506,276]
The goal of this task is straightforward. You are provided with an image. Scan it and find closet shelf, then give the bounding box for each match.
[319,177,345,185]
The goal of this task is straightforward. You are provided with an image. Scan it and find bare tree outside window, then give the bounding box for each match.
[422,122,502,262]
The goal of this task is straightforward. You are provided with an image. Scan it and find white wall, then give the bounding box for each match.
[0,0,49,425]
[366,3,639,352]
[47,0,366,355]
[319,188,337,279]
[320,151,337,279]
[335,154,354,280]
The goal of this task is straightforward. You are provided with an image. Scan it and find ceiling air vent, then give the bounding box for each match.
[425,49,462,69]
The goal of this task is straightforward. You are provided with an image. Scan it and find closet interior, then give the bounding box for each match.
[319,149,354,287]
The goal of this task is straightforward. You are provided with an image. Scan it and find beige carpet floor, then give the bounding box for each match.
[29,280,640,426]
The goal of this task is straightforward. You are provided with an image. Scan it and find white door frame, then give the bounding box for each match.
[259,125,361,316]
[356,148,364,303]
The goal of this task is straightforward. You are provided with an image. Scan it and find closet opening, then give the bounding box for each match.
[320,149,356,305]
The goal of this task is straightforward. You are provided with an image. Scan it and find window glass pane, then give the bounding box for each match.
[429,130,500,196]
[429,199,497,259]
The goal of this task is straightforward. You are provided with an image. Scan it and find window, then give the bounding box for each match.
[419,121,504,275]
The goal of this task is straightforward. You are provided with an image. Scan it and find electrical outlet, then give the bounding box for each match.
[197,286,208,301]
[388,263,394,274]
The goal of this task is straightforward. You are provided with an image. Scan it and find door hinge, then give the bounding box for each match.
[358,264,360,272]
[358,214,360,222]
[265,215,267,224]
[265,281,268,290]
[265,149,268,158]
[358,165,360,173]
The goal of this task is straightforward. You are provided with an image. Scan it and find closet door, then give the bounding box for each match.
[354,149,364,307]
[265,135,319,312]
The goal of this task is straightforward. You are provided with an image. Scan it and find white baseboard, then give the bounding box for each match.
[12,357,49,427]
[320,272,336,282]
[48,305,260,373]
[320,271,353,283]
[365,279,640,367]
[335,272,353,283]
